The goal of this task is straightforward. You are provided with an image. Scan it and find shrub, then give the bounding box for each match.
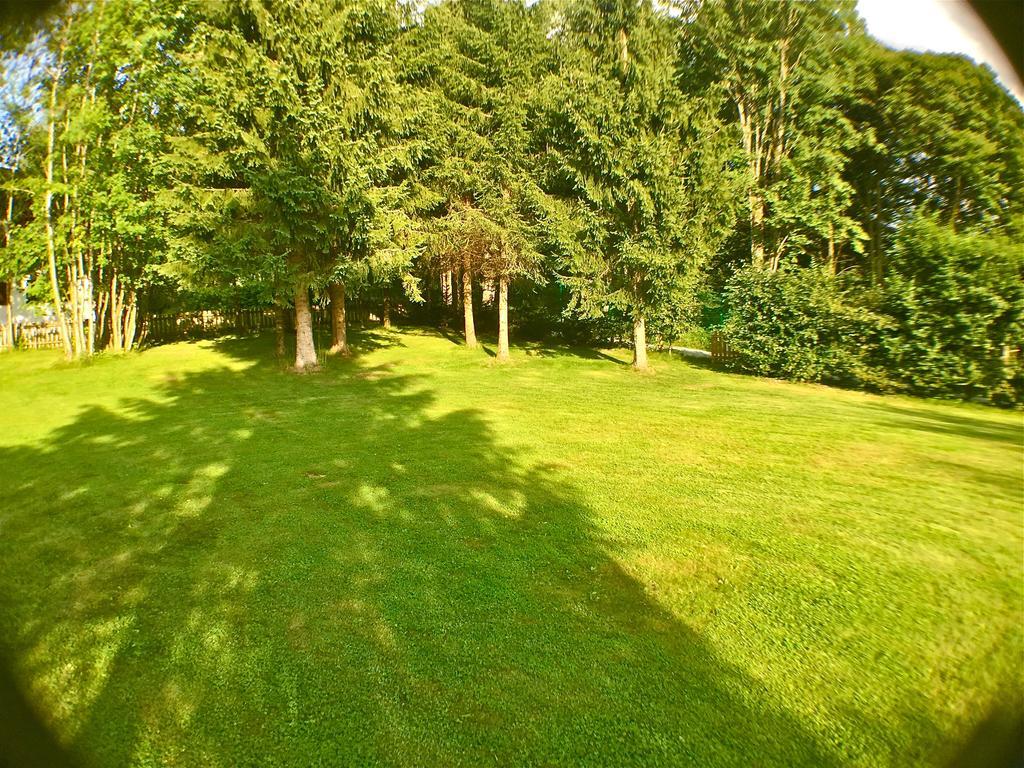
[720,266,884,387]
[876,217,1023,403]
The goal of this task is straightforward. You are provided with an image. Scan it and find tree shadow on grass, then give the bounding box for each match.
[860,401,1023,447]
[518,341,629,366]
[1,339,842,767]
[264,327,406,367]
[381,325,632,367]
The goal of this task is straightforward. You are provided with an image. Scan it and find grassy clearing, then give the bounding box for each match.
[0,328,1021,767]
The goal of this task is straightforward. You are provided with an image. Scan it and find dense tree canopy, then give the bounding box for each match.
[0,0,1021,400]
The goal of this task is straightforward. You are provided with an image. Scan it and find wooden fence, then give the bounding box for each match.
[145,308,345,342]
[145,309,281,342]
[709,331,736,362]
[1,307,343,352]
[3,322,65,351]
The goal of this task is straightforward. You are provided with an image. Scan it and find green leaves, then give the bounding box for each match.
[543,0,735,325]
[407,0,551,283]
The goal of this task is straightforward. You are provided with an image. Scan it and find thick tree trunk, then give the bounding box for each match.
[293,283,318,372]
[632,314,648,371]
[496,275,509,362]
[275,306,287,358]
[462,260,476,348]
[328,282,350,356]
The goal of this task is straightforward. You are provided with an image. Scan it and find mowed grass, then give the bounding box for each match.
[0,328,1021,767]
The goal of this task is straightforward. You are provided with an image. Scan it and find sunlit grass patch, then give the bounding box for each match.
[0,328,1020,767]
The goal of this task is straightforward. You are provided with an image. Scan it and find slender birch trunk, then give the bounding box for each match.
[2,190,12,350]
[496,275,509,362]
[4,299,12,350]
[123,291,137,352]
[44,24,73,359]
[109,271,122,352]
[95,256,108,348]
[738,99,767,269]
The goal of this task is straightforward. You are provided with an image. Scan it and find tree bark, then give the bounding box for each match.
[496,275,509,362]
[827,221,836,275]
[2,195,12,350]
[293,283,318,372]
[3,295,12,351]
[750,193,767,268]
[109,272,122,352]
[462,259,476,348]
[123,291,137,352]
[632,313,648,371]
[275,306,287,358]
[44,27,73,360]
[869,183,884,285]
[949,174,961,232]
[328,282,350,356]
[382,288,391,329]
[442,270,453,305]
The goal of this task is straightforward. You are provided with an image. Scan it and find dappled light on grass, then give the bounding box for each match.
[0,329,1021,766]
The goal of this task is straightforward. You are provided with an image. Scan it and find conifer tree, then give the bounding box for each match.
[544,0,736,369]
[407,0,550,358]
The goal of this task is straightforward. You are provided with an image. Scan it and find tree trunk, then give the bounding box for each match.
[869,184,884,285]
[3,297,12,351]
[827,221,836,275]
[737,98,767,270]
[442,270,453,305]
[123,291,137,352]
[293,283,318,372]
[382,288,391,329]
[109,272,122,352]
[496,275,509,362]
[750,193,767,268]
[328,282,350,356]
[95,259,108,349]
[462,259,476,348]
[2,195,12,351]
[275,306,287,358]
[949,175,961,232]
[44,30,73,360]
[632,314,648,371]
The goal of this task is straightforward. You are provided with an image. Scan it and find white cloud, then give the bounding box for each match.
[856,0,1023,103]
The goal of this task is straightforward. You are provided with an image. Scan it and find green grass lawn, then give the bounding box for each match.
[0,328,1021,767]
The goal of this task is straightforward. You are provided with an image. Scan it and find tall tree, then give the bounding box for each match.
[844,46,1024,282]
[170,0,408,370]
[407,0,550,358]
[543,0,736,369]
[697,0,859,270]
